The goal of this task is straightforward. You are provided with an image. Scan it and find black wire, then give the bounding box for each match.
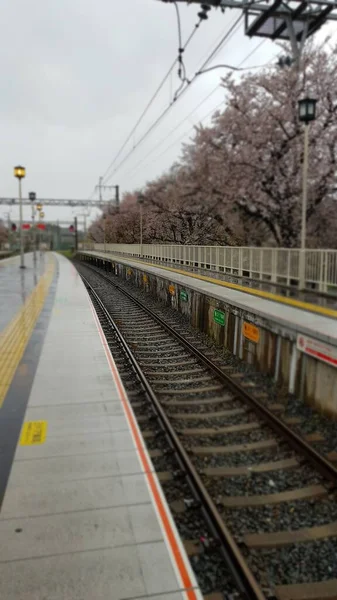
[174,2,182,50]
[103,15,244,184]
[101,11,201,184]
[196,14,243,74]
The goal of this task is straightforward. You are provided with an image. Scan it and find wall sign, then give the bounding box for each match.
[180,290,188,302]
[297,334,337,368]
[168,284,176,296]
[143,274,148,284]
[213,309,225,326]
[243,322,260,343]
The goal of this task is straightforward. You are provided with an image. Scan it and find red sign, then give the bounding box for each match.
[37,223,46,230]
[22,223,31,230]
[297,334,337,368]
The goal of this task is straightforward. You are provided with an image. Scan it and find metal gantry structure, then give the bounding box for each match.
[0,198,114,209]
[160,0,337,63]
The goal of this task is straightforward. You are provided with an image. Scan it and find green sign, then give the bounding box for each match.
[180,290,188,302]
[213,309,225,326]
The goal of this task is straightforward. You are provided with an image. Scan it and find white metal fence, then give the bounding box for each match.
[83,243,337,293]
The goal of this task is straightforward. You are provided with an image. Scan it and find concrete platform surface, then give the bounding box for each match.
[0,253,202,600]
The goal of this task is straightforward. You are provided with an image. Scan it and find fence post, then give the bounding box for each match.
[239,248,243,277]
[271,249,277,283]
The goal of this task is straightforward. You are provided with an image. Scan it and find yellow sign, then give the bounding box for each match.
[168,285,176,296]
[243,322,260,343]
[20,421,47,446]
[127,268,133,276]
[143,274,148,284]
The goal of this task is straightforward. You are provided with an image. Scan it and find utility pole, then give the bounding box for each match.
[115,185,120,211]
[98,176,103,201]
[74,217,78,251]
[3,212,11,250]
[96,179,120,212]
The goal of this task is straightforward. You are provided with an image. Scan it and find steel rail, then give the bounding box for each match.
[80,271,267,600]
[82,262,337,487]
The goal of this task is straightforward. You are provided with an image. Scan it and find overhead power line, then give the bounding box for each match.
[101,7,203,185]
[119,40,272,183]
[103,15,246,185]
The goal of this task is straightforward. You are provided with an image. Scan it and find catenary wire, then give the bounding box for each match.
[103,15,246,184]
[101,8,202,184]
[117,40,272,182]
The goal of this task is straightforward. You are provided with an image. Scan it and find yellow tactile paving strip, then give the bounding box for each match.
[99,254,337,319]
[0,256,55,408]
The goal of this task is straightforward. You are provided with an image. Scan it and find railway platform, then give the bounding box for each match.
[0,252,201,600]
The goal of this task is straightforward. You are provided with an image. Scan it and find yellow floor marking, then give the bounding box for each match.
[0,255,55,408]
[20,421,47,445]
[100,254,337,319]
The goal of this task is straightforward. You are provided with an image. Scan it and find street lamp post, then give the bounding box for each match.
[14,165,26,269]
[137,194,145,257]
[29,192,37,264]
[298,97,317,290]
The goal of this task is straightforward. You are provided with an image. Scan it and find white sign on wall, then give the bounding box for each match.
[297,334,337,368]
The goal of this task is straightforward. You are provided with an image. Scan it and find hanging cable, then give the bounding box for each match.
[118,41,278,185]
[103,16,247,184]
[101,7,202,185]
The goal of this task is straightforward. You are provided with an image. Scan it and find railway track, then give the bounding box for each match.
[76,260,337,600]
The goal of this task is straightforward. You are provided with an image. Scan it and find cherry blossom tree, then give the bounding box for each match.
[196,39,337,247]
[90,39,337,248]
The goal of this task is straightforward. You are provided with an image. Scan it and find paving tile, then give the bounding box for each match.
[131,595,188,600]
[20,414,129,437]
[29,387,116,406]
[23,401,123,420]
[0,545,147,600]
[0,506,135,561]
[137,540,185,596]
[15,430,137,460]
[8,449,144,485]
[0,473,151,519]
[129,503,163,544]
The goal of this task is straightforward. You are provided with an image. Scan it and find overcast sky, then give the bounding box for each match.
[1,0,335,229]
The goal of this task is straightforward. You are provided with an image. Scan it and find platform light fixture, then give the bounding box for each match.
[298,97,317,124]
[298,97,317,290]
[14,165,26,268]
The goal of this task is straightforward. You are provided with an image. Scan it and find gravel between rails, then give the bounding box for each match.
[223,495,337,536]
[184,429,275,448]
[169,412,261,429]
[194,447,295,468]
[247,539,337,587]
[204,464,322,497]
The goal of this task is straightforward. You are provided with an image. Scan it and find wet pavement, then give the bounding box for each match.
[0,252,47,332]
